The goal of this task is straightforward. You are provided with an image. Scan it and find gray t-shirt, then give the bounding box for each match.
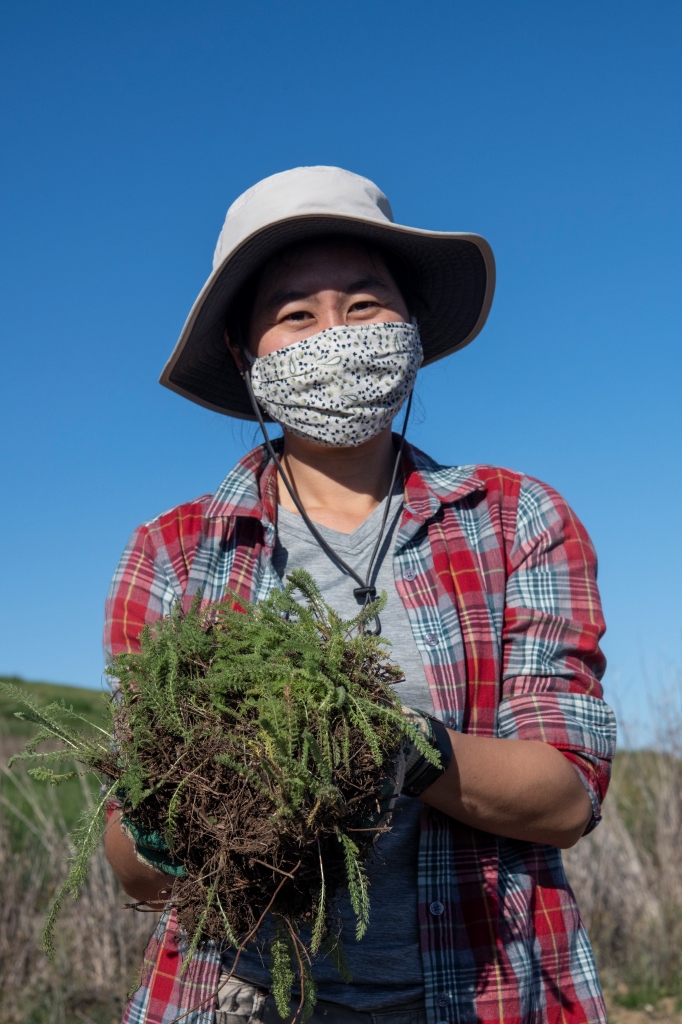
[224,492,432,1010]
[274,491,433,715]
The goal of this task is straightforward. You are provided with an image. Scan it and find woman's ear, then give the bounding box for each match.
[224,329,245,375]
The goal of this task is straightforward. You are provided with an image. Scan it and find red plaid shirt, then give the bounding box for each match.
[105,440,616,1024]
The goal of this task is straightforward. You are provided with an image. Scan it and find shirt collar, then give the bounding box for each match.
[401,441,486,521]
[205,438,485,525]
[205,440,278,523]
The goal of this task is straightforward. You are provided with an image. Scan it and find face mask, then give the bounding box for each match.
[248,322,423,447]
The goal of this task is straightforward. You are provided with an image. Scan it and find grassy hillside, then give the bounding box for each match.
[0,677,153,1024]
[0,675,109,736]
[0,676,111,846]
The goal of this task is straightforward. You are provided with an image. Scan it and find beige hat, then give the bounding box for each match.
[160,165,495,419]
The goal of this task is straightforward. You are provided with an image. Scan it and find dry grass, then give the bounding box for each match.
[564,722,682,1008]
[0,736,156,1024]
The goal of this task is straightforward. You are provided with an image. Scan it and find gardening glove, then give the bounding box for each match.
[355,707,453,835]
[120,816,188,878]
[400,707,453,798]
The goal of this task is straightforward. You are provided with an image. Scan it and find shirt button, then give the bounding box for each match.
[403,567,417,581]
[437,993,450,1007]
[430,900,444,916]
[425,633,439,647]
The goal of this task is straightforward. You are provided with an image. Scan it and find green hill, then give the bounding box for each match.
[0,677,111,847]
[0,675,109,736]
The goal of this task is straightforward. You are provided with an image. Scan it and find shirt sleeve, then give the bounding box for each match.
[497,475,617,832]
[103,521,180,671]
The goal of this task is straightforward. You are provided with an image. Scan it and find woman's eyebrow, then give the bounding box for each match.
[266,288,307,309]
[265,276,391,311]
[346,275,390,294]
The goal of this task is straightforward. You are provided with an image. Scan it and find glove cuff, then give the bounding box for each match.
[120,817,188,878]
[402,713,453,798]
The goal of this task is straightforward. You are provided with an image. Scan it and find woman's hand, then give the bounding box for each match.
[421,731,593,849]
[104,807,174,905]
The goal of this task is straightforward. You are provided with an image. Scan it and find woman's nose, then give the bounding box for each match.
[315,298,350,331]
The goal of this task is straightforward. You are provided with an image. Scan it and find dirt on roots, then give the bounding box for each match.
[113,710,395,944]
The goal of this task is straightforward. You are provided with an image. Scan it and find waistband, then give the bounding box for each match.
[216,974,427,1024]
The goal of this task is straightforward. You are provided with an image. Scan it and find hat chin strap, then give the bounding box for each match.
[239,343,413,636]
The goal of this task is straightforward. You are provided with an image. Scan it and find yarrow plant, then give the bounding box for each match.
[2,570,437,1018]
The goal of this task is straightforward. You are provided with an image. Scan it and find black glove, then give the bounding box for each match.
[400,707,453,797]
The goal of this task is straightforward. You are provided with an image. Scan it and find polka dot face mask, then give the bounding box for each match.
[249,321,423,447]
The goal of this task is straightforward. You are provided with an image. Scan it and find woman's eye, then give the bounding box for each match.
[350,300,378,313]
[284,310,311,322]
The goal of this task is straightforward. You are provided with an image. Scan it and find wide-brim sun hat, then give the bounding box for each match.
[160,165,496,420]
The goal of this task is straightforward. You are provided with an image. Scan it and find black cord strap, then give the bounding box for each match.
[241,351,413,636]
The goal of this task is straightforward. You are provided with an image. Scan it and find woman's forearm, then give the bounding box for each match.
[421,731,592,848]
[104,808,173,904]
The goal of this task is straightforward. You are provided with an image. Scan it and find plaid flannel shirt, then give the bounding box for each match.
[104,440,616,1024]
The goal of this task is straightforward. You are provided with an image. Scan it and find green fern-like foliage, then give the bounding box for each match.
[2,570,438,1018]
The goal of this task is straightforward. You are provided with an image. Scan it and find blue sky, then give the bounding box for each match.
[1,1,680,736]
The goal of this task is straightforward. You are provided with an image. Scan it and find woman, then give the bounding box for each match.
[104,166,616,1024]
